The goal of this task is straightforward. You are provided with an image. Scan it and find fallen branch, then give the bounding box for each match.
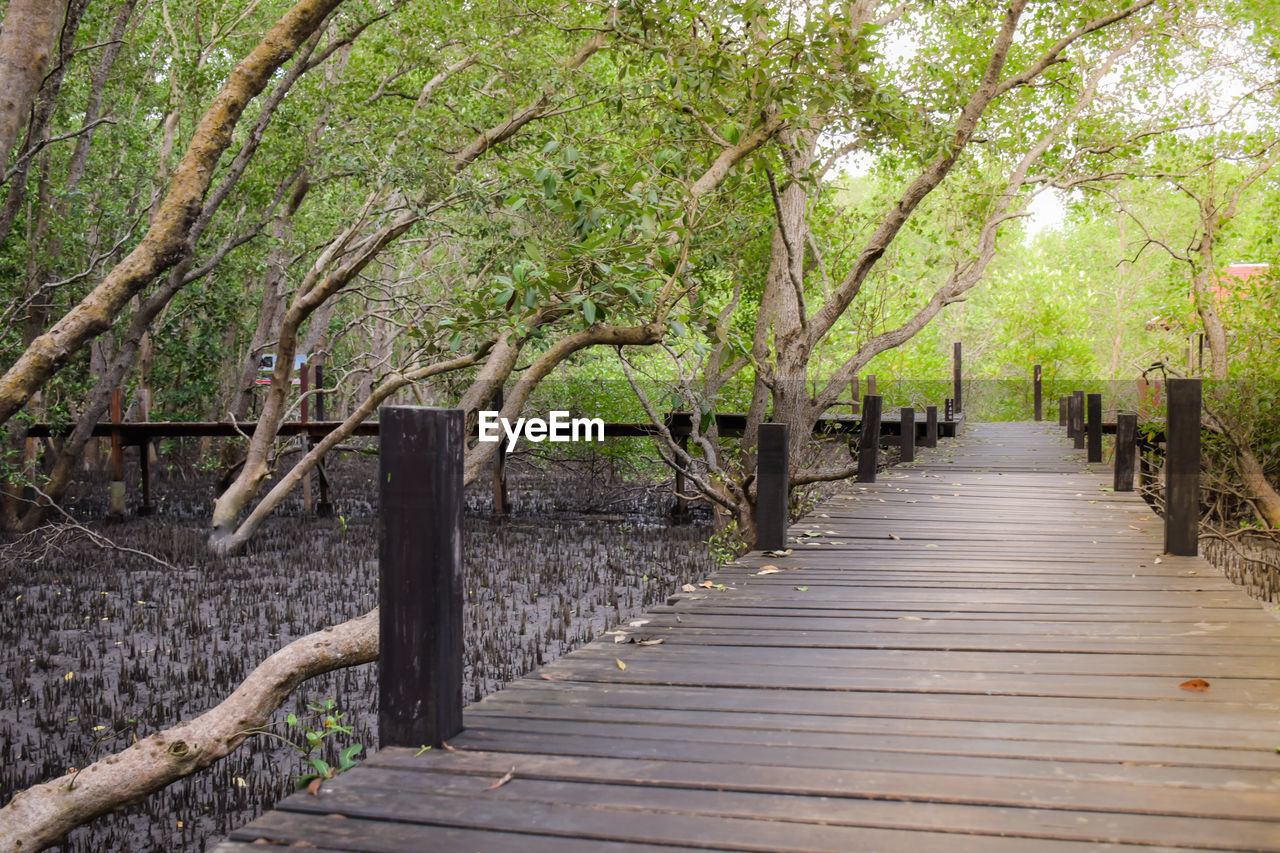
[0,609,378,851]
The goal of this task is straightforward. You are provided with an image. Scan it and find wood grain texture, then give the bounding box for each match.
[223,421,1280,853]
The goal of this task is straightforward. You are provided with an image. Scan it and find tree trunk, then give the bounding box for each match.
[0,0,69,167]
[0,0,346,429]
[0,610,378,852]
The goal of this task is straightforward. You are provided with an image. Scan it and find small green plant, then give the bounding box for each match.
[707,523,745,565]
[284,698,363,789]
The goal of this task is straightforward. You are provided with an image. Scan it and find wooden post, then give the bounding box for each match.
[672,433,690,524]
[138,439,154,517]
[1086,393,1102,463]
[314,364,333,518]
[857,395,883,482]
[900,406,915,463]
[108,389,125,517]
[866,374,877,397]
[1071,390,1085,449]
[1164,379,1201,557]
[1114,413,1137,492]
[492,387,510,515]
[1058,396,1067,427]
[300,365,312,514]
[944,398,953,422]
[953,342,962,413]
[755,423,789,551]
[924,405,938,448]
[379,406,465,748]
[1033,364,1042,421]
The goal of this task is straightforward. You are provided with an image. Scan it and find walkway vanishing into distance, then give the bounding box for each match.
[222,422,1280,852]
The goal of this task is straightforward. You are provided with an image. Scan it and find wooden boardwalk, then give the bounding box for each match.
[221,422,1280,852]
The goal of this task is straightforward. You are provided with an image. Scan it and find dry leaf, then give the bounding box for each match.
[638,638,665,646]
[680,583,697,592]
[442,741,458,751]
[698,580,715,588]
[756,567,781,575]
[485,767,516,791]
[628,619,651,627]
[1179,678,1211,692]
[614,634,628,643]
[306,778,323,797]
[539,673,555,681]
[616,659,627,670]
[899,616,923,621]
[888,533,900,541]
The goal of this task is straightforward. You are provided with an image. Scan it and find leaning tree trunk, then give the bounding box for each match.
[0,610,377,852]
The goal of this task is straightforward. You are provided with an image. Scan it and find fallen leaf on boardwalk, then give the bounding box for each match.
[681,584,698,592]
[899,616,923,621]
[1138,516,1151,521]
[794,586,809,592]
[888,533,901,541]
[306,778,323,797]
[614,634,628,643]
[539,673,555,681]
[638,638,665,646]
[699,580,715,588]
[924,544,939,549]
[442,741,458,751]
[616,659,627,670]
[756,567,782,575]
[628,619,651,627]
[905,499,918,503]
[764,549,793,557]
[1179,679,1211,692]
[485,767,516,791]
[1153,557,1163,564]
[1129,525,1140,530]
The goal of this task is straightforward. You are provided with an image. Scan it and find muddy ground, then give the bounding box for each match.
[0,441,717,851]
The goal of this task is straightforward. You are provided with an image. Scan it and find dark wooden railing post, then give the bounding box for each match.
[1071,390,1085,449]
[108,388,125,517]
[953,342,963,413]
[379,406,464,748]
[1033,364,1042,421]
[491,388,510,515]
[1058,396,1067,427]
[1165,379,1201,556]
[314,364,333,518]
[1114,413,1137,492]
[755,423,789,551]
[672,433,691,524]
[1086,392,1102,463]
[857,395,883,482]
[138,444,154,517]
[900,406,915,463]
[924,405,938,448]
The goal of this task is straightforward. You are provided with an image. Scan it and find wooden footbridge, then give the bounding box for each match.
[220,416,1280,852]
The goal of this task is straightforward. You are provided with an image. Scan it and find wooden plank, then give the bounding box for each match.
[372,748,1280,822]
[297,767,1280,851]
